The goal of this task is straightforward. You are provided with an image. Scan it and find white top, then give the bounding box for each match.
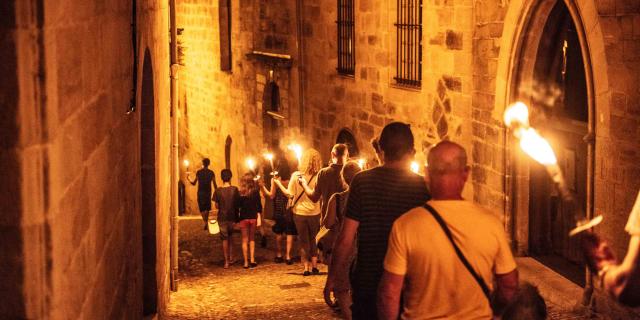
[287,171,321,216]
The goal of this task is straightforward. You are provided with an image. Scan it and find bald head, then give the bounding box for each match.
[427,141,469,199]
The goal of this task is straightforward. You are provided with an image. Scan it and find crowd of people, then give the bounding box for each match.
[185,121,640,319]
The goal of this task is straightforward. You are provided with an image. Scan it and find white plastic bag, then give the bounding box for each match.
[208,219,220,234]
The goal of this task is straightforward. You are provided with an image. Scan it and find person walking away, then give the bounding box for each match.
[187,158,218,230]
[316,160,361,320]
[300,144,349,223]
[377,141,518,319]
[275,148,323,276]
[213,169,240,269]
[238,173,262,269]
[324,122,430,319]
[260,161,297,264]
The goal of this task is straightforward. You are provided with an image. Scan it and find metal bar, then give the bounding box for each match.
[418,0,423,84]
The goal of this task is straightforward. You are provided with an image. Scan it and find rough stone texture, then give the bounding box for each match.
[303,0,473,188]
[177,0,303,214]
[1,0,172,318]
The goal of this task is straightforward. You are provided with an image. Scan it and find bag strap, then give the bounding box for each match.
[422,203,492,301]
[291,173,316,208]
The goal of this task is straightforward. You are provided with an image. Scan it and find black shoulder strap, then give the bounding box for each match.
[291,174,316,207]
[422,203,492,301]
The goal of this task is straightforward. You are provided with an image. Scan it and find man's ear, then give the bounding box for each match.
[461,165,470,182]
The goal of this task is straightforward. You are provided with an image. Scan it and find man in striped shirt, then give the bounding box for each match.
[324,122,430,319]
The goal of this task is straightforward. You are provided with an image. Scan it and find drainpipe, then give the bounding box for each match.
[169,0,179,292]
[295,0,305,132]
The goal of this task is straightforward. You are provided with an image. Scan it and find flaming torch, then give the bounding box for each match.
[263,152,278,176]
[288,143,303,167]
[411,161,420,174]
[183,159,190,173]
[357,158,367,170]
[246,157,260,181]
[504,102,602,236]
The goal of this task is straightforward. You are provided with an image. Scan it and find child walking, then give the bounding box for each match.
[238,173,262,269]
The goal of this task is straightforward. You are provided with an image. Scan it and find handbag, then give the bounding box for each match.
[208,219,220,235]
[285,174,316,221]
[421,203,492,301]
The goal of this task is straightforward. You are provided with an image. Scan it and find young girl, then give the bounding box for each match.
[260,161,296,264]
[238,173,262,269]
[275,149,322,276]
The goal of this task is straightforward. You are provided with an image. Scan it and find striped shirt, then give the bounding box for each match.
[346,166,430,295]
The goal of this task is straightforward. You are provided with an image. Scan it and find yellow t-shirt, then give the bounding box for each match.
[625,190,640,236]
[288,171,321,216]
[383,200,517,320]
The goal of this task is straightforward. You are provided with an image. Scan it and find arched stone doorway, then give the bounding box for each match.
[502,0,601,286]
[336,128,359,158]
[140,49,158,316]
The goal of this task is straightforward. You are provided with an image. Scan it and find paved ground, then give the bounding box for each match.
[167,216,602,319]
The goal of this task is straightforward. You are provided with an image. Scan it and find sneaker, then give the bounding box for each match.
[250,262,258,268]
[311,267,320,275]
[303,270,311,276]
[275,257,284,263]
[285,259,293,265]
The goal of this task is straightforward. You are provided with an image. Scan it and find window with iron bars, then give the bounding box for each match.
[337,0,355,75]
[394,0,422,87]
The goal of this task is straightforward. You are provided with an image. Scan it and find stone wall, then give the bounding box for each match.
[303,0,474,195]
[176,0,304,214]
[1,0,172,318]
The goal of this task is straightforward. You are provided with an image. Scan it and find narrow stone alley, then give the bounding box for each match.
[168,217,602,320]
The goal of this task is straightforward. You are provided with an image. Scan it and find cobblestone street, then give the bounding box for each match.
[168,217,602,320]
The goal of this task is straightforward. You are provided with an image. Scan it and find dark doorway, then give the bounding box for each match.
[336,128,359,157]
[527,0,588,286]
[140,49,158,315]
[262,76,281,149]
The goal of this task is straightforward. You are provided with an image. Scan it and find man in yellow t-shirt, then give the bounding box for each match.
[378,141,519,319]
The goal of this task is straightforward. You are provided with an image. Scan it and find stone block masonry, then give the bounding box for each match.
[1,0,173,318]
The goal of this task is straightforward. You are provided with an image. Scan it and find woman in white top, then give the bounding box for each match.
[275,148,323,276]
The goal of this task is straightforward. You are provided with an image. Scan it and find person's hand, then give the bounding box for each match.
[581,232,617,273]
[298,176,308,186]
[257,178,265,187]
[323,276,337,307]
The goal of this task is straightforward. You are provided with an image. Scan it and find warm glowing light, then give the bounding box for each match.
[288,144,303,164]
[183,159,190,168]
[357,158,366,170]
[519,128,557,165]
[504,101,530,129]
[411,161,420,174]
[246,158,256,171]
[263,153,274,161]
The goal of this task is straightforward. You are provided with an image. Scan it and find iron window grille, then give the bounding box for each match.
[337,0,355,75]
[394,0,422,87]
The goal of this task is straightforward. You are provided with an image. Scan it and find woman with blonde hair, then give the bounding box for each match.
[275,148,323,276]
[238,172,262,269]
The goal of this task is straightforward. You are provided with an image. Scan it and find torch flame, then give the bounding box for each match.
[519,128,557,165]
[288,144,303,164]
[263,153,274,161]
[246,158,256,171]
[357,158,366,170]
[183,159,190,168]
[411,161,420,174]
[504,101,530,129]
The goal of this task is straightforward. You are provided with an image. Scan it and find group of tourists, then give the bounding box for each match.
[186,119,640,319]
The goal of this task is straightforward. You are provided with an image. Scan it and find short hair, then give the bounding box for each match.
[341,161,362,186]
[221,169,232,182]
[427,141,467,175]
[332,143,348,158]
[202,158,211,167]
[378,122,414,161]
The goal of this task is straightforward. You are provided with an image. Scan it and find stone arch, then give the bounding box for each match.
[336,128,359,157]
[495,0,608,256]
[140,48,158,316]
